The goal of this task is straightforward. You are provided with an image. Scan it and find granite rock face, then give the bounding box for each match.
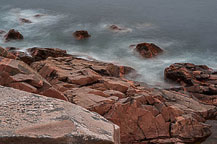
[0,47,217,143]
[0,86,120,144]
[165,63,217,106]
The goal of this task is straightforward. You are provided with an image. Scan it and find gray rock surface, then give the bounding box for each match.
[0,86,120,144]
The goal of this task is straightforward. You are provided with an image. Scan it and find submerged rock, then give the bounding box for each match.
[19,18,32,23]
[4,29,24,42]
[134,42,163,58]
[34,14,44,18]
[109,25,132,33]
[73,30,91,40]
[165,63,217,106]
[0,86,120,144]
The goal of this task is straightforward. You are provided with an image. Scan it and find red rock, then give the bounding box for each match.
[20,18,32,23]
[4,29,24,42]
[134,42,163,58]
[165,63,217,106]
[0,56,67,101]
[73,30,91,40]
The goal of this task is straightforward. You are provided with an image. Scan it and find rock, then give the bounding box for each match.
[4,29,24,42]
[165,63,217,106]
[73,30,91,40]
[109,25,132,33]
[0,56,67,101]
[0,46,16,59]
[104,89,216,144]
[34,14,44,18]
[5,47,69,65]
[27,47,69,63]
[134,42,163,58]
[0,86,120,144]
[5,47,34,65]
[20,18,32,23]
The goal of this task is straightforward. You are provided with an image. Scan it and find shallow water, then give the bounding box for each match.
[0,0,217,87]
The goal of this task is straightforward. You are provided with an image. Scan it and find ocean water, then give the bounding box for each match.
[0,0,217,87]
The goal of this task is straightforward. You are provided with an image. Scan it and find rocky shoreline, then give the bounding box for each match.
[0,44,217,143]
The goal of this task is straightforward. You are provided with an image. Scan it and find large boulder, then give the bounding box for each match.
[73,30,91,40]
[0,86,120,144]
[0,56,67,101]
[134,42,163,58]
[4,29,24,42]
[165,63,217,106]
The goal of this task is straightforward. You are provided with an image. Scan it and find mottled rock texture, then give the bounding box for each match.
[0,86,120,144]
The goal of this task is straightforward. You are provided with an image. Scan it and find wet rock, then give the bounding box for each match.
[27,47,69,62]
[0,56,67,101]
[109,25,132,33]
[20,18,32,23]
[0,46,16,59]
[73,30,91,40]
[4,29,24,42]
[0,86,120,144]
[5,47,34,65]
[34,14,44,18]
[134,42,163,58]
[165,63,217,106]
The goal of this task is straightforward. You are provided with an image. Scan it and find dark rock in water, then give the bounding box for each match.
[134,42,163,58]
[73,30,91,40]
[165,63,217,106]
[4,29,24,42]
[109,25,131,33]
[0,86,120,144]
[19,18,32,23]
[34,14,44,18]
[110,25,123,31]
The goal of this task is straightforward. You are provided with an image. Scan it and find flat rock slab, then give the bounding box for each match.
[0,86,120,144]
